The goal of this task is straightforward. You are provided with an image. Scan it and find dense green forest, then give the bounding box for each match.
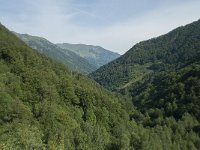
[15,33,97,74]
[90,20,200,149]
[90,19,200,91]
[0,23,135,149]
[0,20,200,150]
[56,43,120,68]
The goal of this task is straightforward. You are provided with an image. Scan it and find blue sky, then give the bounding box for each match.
[0,0,200,54]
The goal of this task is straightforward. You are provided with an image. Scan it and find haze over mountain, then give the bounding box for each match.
[15,33,97,74]
[0,22,135,149]
[1,19,200,150]
[57,43,120,67]
[1,0,200,149]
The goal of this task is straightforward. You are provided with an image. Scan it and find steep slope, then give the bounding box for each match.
[0,23,136,150]
[1,22,200,149]
[90,19,200,91]
[131,62,200,123]
[56,43,120,67]
[15,33,97,74]
[90,19,200,136]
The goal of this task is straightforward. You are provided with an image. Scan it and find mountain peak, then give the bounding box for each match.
[57,43,120,67]
[15,32,97,74]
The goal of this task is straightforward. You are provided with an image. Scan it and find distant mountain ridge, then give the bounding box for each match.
[89,19,200,134]
[56,43,120,67]
[90,19,200,91]
[0,23,137,149]
[1,20,200,150]
[15,33,97,74]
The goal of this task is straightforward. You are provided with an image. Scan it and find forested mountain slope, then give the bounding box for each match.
[89,20,200,149]
[90,19,200,91]
[57,43,120,67]
[15,33,97,74]
[0,23,134,150]
[1,22,200,150]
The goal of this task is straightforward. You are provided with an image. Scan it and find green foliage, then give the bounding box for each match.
[90,20,200,149]
[90,19,200,90]
[132,64,200,122]
[1,19,200,149]
[0,23,136,150]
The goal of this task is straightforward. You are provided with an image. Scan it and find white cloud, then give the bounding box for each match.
[0,0,200,54]
[70,0,200,54]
